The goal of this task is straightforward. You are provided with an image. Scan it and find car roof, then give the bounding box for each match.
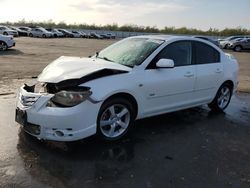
[131,35,207,42]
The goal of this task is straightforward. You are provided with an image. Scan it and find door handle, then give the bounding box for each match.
[184,72,194,77]
[215,68,222,73]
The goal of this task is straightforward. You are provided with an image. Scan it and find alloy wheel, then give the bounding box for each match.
[99,104,130,138]
[0,42,7,51]
[217,86,231,109]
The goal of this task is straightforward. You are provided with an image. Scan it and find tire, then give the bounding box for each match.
[42,34,46,38]
[224,44,229,49]
[29,33,33,37]
[54,34,58,38]
[234,45,242,52]
[97,97,135,141]
[3,32,8,36]
[208,83,232,112]
[0,41,8,51]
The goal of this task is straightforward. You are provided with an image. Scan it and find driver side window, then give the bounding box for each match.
[148,41,192,68]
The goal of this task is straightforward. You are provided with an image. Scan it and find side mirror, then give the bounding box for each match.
[156,59,174,68]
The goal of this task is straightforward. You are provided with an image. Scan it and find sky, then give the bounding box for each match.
[0,0,249,30]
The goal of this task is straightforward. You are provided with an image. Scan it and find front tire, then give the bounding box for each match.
[97,98,135,141]
[208,83,232,112]
[29,33,33,37]
[42,34,46,38]
[3,32,8,36]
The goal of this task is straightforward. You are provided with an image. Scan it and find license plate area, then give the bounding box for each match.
[15,108,27,126]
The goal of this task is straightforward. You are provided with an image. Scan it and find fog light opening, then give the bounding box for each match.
[55,131,64,137]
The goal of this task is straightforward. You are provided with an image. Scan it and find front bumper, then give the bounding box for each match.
[15,85,101,141]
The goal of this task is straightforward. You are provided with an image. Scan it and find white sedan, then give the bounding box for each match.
[15,35,239,141]
[0,34,15,51]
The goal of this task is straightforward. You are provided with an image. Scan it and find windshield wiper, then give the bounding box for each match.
[97,56,114,62]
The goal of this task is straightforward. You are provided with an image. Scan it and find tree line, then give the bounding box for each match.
[1,20,250,36]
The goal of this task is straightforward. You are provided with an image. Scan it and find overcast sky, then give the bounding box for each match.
[0,0,249,30]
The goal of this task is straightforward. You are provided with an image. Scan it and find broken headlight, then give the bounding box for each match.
[49,89,92,107]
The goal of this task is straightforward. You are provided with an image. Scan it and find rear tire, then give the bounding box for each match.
[42,34,46,38]
[97,97,135,141]
[3,32,8,36]
[234,45,242,52]
[0,41,8,51]
[208,83,232,112]
[29,33,33,37]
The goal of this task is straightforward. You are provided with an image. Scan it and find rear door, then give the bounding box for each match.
[193,41,223,102]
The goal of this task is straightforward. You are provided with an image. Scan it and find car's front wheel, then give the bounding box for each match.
[0,41,8,51]
[208,83,232,112]
[97,98,135,141]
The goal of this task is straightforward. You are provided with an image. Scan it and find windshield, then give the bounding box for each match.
[97,38,164,67]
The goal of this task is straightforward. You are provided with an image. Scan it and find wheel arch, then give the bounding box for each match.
[223,80,234,91]
[102,92,139,119]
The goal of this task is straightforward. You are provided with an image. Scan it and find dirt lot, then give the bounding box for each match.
[0,37,250,93]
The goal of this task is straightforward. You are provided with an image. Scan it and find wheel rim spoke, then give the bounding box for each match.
[117,108,128,118]
[117,120,127,129]
[108,124,116,137]
[100,120,113,127]
[108,106,115,116]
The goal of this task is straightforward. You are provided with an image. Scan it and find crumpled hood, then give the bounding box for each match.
[38,56,131,83]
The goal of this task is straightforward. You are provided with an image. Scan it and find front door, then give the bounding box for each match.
[139,41,196,117]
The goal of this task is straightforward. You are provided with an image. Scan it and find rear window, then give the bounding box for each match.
[194,41,220,64]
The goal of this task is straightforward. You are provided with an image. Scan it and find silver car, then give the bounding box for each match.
[218,36,249,49]
[228,38,250,52]
[0,26,19,37]
[28,28,53,38]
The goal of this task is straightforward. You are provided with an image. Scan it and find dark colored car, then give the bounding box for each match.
[9,26,29,37]
[89,32,103,39]
[57,29,74,37]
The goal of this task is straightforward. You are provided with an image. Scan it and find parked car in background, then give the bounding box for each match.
[218,36,249,49]
[0,26,19,37]
[0,34,15,51]
[46,29,64,38]
[228,38,250,52]
[15,35,238,142]
[106,33,116,39]
[8,26,29,36]
[57,29,74,37]
[28,28,53,38]
[71,31,84,38]
[194,36,219,46]
[18,26,31,36]
[89,32,103,39]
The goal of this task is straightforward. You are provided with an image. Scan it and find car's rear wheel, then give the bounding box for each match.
[3,32,8,36]
[42,34,46,38]
[97,98,135,141]
[54,34,58,38]
[29,33,33,37]
[208,83,232,112]
[0,41,8,51]
[234,45,242,52]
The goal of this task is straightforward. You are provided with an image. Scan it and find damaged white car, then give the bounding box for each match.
[15,36,239,141]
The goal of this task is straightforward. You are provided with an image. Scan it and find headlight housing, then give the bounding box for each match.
[49,89,92,107]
